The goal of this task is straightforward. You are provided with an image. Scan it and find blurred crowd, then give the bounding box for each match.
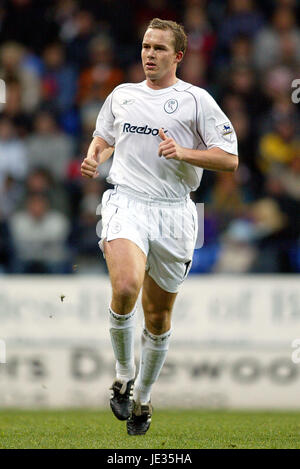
[0,0,299,275]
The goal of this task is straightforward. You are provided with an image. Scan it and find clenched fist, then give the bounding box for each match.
[81,145,101,178]
[158,128,184,161]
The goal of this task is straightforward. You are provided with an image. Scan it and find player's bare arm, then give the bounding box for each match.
[158,128,238,172]
[81,136,114,178]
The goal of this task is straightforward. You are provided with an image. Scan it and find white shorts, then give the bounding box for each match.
[99,186,198,293]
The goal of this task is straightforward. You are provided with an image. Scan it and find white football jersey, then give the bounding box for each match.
[93,79,238,199]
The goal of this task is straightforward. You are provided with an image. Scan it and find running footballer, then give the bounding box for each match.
[81,18,238,436]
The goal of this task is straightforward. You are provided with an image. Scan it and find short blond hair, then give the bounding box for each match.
[147,18,188,57]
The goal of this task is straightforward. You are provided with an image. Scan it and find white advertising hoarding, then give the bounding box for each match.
[0,275,299,408]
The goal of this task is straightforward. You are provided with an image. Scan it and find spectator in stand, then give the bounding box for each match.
[24,168,71,216]
[275,154,300,202]
[229,33,254,68]
[206,172,250,232]
[26,110,74,181]
[260,66,295,113]
[77,33,124,143]
[216,0,264,63]
[249,197,294,272]
[213,217,258,274]
[229,109,261,195]
[0,175,24,219]
[263,172,300,241]
[10,193,71,274]
[54,0,79,44]
[70,178,106,272]
[1,79,31,136]
[214,196,290,273]
[78,179,104,222]
[184,5,216,65]
[214,32,255,78]
[0,41,41,113]
[66,138,95,223]
[220,63,268,124]
[77,35,123,105]
[65,10,97,68]
[221,92,246,116]
[179,51,207,88]
[253,5,300,70]
[41,42,77,116]
[258,113,299,174]
[0,116,27,192]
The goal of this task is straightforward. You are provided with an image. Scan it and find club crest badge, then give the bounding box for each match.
[164,99,178,114]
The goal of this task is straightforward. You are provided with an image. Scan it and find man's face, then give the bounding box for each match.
[141,28,181,82]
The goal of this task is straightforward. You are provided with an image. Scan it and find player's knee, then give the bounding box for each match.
[113,278,140,304]
[145,309,171,335]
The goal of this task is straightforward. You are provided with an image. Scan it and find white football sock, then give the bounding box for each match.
[133,326,172,404]
[109,305,136,382]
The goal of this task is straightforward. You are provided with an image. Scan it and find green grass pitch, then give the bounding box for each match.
[0,409,299,449]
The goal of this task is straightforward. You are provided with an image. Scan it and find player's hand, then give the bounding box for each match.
[81,145,100,178]
[158,128,184,161]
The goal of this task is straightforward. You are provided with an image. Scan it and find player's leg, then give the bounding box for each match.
[104,238,146,315]
[142,271,177,334]
[135,271,176,401]
[127,272,176,435]
[104,238,146,420]
[127,200,197,434]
